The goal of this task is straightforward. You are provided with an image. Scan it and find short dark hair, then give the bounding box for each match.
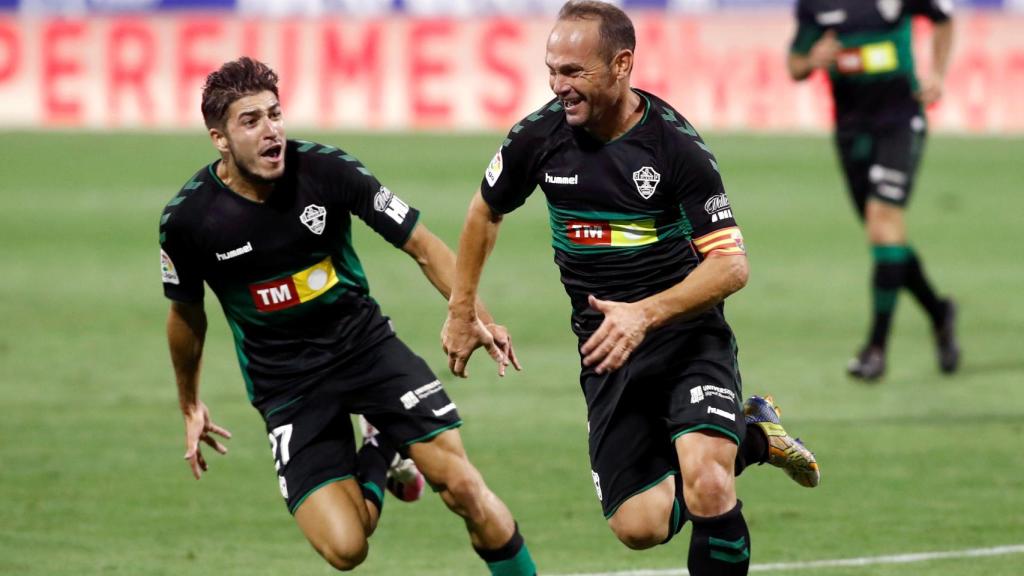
[557,0,636,63]
[201,57,280,129]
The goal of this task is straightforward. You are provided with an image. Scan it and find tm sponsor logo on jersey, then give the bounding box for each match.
[373,185,410,225]
[249,256,339,312]
[566,219,658,247]
[544,173,578,185]
[632,166,661,199]
[300,204,326,235]
[690,384,737,405]
[399,379,445,409]
[704,193,733,223]
[215,241,253,262]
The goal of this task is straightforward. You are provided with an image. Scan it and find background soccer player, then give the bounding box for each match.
[159,57,536,575]
[442,3,818,575]
[788,0,960,380]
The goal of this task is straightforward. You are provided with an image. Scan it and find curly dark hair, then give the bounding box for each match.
[201,57,280,129]
[557,1,636,64]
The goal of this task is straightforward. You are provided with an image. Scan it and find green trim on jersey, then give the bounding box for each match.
[265,395,304,418]
[672,424,741,446]
[503,101,564,148]
[225,315,257,401]
[547,202,688,255]
[402,421,463,446]
[335,225,371,293]
[606,92,651,144]
[289,475,353,514]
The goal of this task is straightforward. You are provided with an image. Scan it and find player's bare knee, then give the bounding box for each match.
[607,514,664,550]
[683,465,735,517]
[312,539,368,572]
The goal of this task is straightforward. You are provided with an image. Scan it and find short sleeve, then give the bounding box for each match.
[673,142,746,258]
[791,0,823,55]
[907,0,953,22]
[160,217,205,303]
[479,129,541,215]
[323,154,421,248]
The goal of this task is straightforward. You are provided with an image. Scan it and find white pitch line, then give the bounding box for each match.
[552,544,1024,576]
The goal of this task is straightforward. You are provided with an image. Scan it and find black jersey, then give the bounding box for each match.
[481,90,745,338]
[791,0,952,129]
[159,140,420,406]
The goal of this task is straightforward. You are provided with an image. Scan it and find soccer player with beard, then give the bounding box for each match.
[788,0,960,380]
[159,57,536,575]
[442,2,819,575]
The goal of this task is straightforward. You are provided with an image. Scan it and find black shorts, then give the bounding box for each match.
[257,335,461,514]
[580,322,745,518]
[835,116,927,217]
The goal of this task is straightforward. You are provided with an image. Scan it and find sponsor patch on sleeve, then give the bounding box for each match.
[693,226,746,257]
[374,185,410,224]
[484,147,503,187]
[160,249,180,285]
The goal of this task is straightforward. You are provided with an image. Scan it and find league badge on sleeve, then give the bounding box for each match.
[160,249,180,285]
[300,204,327,235]
[485,147,503,187]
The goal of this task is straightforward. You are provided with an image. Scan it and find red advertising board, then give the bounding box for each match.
[0,13,1021,132]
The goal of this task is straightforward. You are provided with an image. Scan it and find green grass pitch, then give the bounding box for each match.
[0,131,1022,575]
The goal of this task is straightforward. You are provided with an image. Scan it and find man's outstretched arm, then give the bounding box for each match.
[401,215,518,376]
[442,190,507,378]
[167,300,231,479]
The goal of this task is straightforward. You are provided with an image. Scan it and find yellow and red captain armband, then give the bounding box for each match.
[693,226,746,257]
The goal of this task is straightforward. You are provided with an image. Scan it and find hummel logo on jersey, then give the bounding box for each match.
[545,173,578,185]
[373,186,410,225]
[300,204,326,235]
[632,166,661,199]
[216,241,253,262]
[704,193,734,223]
[816,9,846,25]
[707,406,736,421]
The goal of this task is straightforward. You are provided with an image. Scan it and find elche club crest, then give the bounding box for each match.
[877,0,902,22]
[632,166,661,199]
[300,204,326,235]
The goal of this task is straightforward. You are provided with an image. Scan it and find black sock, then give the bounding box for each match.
[687,501,750,576]
[735,423,768,477]
[904,249,945,324]
[474,522,537,576]
[356,438,396,515]
[869,245,911,348]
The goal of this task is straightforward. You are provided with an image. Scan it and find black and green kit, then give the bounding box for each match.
[160,140,461,512]
[791,0,952,130]
[482,90,747,518]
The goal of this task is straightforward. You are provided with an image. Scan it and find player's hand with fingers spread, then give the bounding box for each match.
[182,400,232,480]
[580,294,650,375]
[442,313,506,378]
[485,322,523,377]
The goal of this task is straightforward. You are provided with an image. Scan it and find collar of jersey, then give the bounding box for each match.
[581,89,651,146]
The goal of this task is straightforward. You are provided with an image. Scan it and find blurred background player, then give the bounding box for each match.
[787,0,961,380]
[159,57,536,575]
[442,3,818,575]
